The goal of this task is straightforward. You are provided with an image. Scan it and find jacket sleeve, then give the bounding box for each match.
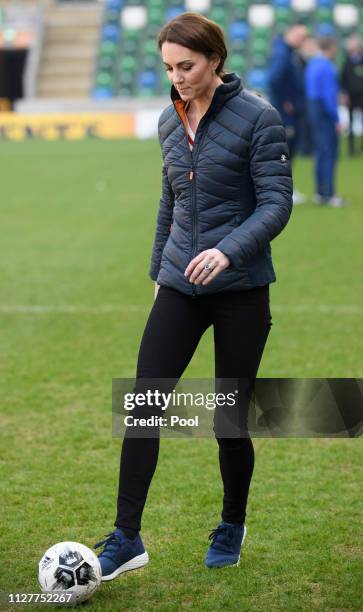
[149,162,175,281]
[320,67,339,123]
[216,106,293,269]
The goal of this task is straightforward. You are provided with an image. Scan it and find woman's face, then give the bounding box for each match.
[161,41,219,101]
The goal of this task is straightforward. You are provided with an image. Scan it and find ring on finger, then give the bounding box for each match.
[204,262,214,273]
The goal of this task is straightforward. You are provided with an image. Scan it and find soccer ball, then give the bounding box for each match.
[38,542,102,605]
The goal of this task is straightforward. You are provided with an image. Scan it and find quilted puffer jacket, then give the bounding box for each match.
[150,72,293,295]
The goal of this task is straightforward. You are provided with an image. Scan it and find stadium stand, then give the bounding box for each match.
[0,0,362,100]
[93,0,363,99]
[0,0,103,99]
[37,2,102,98]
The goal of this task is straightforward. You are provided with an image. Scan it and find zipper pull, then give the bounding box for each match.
[189,170,194,180]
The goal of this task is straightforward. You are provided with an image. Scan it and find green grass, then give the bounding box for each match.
[0,140,362,611]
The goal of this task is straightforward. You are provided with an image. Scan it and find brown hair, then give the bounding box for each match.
[158,12,228,76]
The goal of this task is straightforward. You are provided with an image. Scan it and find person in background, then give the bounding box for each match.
[341,34,363,156]
[267,24,308,205]
[305,37,345,208]
[297,36,319,156]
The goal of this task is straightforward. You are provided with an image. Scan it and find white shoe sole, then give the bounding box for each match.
[233,525,247,567]
[101,551,149,581]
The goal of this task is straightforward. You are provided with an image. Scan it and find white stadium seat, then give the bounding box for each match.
[248,4,274,28]
[333,4,359,28]
[121,6,147,30]
[291,0,316,12]
[185,0,211,13]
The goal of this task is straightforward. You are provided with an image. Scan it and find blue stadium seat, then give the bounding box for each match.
[229,21,250,41]
[165,7,184,21]
[106,0,123,10]
[272,0,291,7]
[246,68,267,91]
[102,24,120,42]
[316,22,337,36]
[92,88,113,99]
[317,0,334,7]
[139,70,158,89]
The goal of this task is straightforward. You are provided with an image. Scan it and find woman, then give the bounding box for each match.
[95,12,292,577]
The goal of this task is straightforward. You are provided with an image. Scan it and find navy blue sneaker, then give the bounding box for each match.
[95,529,149,581]
[205,521,247,568]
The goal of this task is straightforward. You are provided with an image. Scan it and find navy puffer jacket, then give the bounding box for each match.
[150,73,293,295]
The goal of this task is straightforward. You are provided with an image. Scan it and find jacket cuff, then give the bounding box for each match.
[216,236,244,270]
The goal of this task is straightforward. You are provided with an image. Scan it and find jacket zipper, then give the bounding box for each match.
[189,158,197,297]
[175,107,213,297]
[189,125,209,273]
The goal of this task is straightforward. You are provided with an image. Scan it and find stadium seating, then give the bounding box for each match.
[92,0,362,98]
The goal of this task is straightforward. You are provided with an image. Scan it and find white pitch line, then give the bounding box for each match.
[0,304,362,315]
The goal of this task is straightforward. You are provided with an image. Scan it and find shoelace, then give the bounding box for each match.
[94,531,122,554]
[208,525,234,544]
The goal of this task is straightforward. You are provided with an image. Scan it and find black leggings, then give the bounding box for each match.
[115,284,272,531]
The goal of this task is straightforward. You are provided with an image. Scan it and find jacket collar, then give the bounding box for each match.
[171,72,243,117]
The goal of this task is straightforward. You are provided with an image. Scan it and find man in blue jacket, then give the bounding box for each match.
[305,37,345,207]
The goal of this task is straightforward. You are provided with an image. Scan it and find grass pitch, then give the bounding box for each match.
[0,139,362,611]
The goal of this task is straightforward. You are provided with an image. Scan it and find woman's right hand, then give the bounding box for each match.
[154,283,160,300]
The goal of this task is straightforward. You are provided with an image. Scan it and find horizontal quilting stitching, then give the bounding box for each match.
[221,102,258,128]
[162,249,187,272]
[212,119,251,146]
[201,139,245,166]
[172,217,190,233]
[253,140,289,150]
[237,95,269,118]
[204,131,243,158]
[163,130,185,153]
[198,147,245,171]
[252,137,286,150]
[159,107,178,129]
[197,171,240,193]
[200,198,236,214]
[252,109,279,135]
[196,181,233,200]
[168,232,184,249]
[169,144,191,164]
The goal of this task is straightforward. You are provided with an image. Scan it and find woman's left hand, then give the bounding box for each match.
[184,248,230,286]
